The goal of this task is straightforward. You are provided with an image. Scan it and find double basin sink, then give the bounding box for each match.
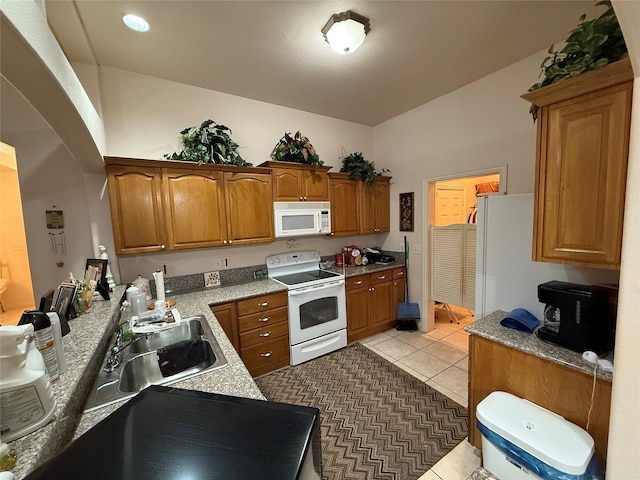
[84,316,228,412]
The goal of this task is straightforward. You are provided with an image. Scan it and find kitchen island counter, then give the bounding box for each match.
[466,310,612,465]
[465,310,612,381]
[11,280,280,479]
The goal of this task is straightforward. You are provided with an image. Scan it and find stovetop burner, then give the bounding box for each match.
[271,269,342,287]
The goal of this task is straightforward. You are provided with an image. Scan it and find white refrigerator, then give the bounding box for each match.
[475,194,619,321]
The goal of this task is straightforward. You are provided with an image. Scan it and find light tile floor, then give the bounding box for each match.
[360,304,482,480]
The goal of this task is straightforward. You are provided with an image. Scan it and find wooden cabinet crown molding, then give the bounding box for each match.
[521,57,633,107]
[104,156,272,174]
[258,160,332,173]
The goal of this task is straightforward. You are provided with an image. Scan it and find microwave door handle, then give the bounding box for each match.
[317,212,321,232]
[289,280,345,296]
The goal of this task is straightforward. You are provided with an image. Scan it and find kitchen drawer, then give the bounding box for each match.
[346,274,370,290]
[241,335,290,377]
[238,306,288,333]
[240,321,289,349]
[236,291,288,317]
[393,267,406,279]
[370,270,392,285]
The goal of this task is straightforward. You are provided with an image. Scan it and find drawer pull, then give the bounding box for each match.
[377,275,387,279]
[355,280,363,285]
[260,351,273,358]
[397,271,404,276]
[259,302,269,307]
[258,317,270,322]
[259,332,271,337]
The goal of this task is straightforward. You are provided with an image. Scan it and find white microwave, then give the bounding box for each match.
[274,202,331,238]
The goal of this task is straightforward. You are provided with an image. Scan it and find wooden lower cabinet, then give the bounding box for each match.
[391,270,406,322]
[346,268,404,343]
[469,335,612,465]
[210,303,240,352]
[212,291,289,377]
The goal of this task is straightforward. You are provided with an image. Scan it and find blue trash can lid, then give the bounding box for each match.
[476,391,594,475]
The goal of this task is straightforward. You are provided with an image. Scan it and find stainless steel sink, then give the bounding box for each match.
[84,316,228,412]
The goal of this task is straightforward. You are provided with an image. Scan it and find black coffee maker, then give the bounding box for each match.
[536,281,607,353]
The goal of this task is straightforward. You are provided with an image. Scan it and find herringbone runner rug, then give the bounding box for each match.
[255,343,468,480]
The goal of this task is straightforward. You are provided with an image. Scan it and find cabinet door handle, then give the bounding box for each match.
[229,240,233,244]
[259,331,271,337]
[223,240,227,244]
[355,280,363,285]
[299,196,303,201]
[397,272,404,276]
[260,351,273,358]
[377,275,387,280]
[303,196,307,201]
[259,302,269,307]
[161,244,166,250]
[258,316,270,322]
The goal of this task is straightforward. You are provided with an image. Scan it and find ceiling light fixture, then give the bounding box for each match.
[122,14,149,32]
[321,10,370,55]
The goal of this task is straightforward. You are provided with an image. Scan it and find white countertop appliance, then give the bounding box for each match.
[267,251,346,365]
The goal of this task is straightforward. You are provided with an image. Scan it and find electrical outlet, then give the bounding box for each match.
[204,271,221,287]
[213,258,224,269]
[413,243,422,254]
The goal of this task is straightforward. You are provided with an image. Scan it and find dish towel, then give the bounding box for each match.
[500,308,540,333]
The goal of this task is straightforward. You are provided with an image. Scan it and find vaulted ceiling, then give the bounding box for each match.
[46,1,598,126]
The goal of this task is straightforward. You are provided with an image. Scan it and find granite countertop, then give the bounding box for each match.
[11,279,283,479]
[11,265,400,478]
[465,311,613,382]
[325,262,403,278]
[8,286,127,479]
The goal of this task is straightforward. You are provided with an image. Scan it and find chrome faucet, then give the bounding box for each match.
[104,327,139,373]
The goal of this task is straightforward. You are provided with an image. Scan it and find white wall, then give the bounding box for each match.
[607,2,640,476]
[373,51,542,324]
[93,66,378,282]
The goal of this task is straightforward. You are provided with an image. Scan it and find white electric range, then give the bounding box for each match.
[266,251,347,365]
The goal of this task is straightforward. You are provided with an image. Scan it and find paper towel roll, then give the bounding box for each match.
[153,270,165,301]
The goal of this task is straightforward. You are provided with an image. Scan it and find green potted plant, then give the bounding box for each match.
[340,151,389,186]
[270,131,323,168]
[527,0,627,120]
[165,119,252,166]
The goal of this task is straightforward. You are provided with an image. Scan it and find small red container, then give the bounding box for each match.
[335,253,344,267]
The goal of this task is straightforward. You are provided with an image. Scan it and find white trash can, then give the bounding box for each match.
[476,391,598,480]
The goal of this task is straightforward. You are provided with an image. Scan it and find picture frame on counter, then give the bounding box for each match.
[53,282,77,321]
[399,192,414,232]
[85,258,107,287]
[85,258,110,300]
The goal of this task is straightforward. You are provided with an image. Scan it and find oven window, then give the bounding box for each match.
[299,297,339,330]
[282,214,315,231]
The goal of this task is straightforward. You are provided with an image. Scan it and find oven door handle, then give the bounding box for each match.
[289,280,345,296]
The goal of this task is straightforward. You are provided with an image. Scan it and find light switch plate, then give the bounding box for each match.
[413,243,422,254]
[204,271,221,287]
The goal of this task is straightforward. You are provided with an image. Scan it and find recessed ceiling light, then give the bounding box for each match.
[122,14,149,32]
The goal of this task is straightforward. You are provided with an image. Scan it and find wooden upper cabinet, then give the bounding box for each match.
[360,177,391,234]
[163,169,227,250]
[106,164,167,255]
[224,171,275,245]
[265,162,330,201]
[328,173,360,236]
[522,58,633,270]
[106,157,276,253]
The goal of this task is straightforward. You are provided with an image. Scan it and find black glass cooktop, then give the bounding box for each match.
[272,269,342,286]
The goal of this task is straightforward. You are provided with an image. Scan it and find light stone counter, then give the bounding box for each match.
[11,270,402,478]
[11,278,286,479]
[465,310,613,382]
